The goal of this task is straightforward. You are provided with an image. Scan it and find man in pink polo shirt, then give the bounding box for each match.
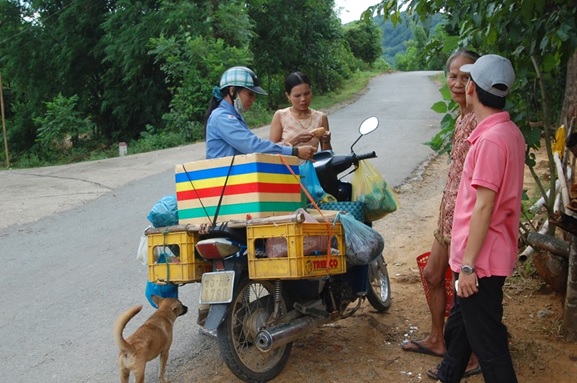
[434,54,524,383]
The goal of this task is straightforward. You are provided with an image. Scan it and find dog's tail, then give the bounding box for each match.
[114,305,142,353]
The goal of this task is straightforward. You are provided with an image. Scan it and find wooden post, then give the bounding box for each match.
[526,231,570,259]
[0,72,9,168]
[564,147,577,340]
[564,234,577,340]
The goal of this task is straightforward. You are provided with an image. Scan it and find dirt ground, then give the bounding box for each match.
[181,153,577,382]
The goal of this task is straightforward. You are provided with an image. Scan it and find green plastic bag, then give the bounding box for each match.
[352,160,398,221]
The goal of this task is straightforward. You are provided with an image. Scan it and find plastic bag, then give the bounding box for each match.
[147,195,178,228]
[265,208,329,258]
[145,281,178,309]
[352,160,398,221]
[145,239,179,308]
[336,212,384,265]
[299,161,336,206]
[136,228,150,265]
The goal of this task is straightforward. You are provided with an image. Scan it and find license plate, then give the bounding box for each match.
[199,271,235,304]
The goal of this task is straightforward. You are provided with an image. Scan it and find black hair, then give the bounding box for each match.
[285,71,312,94]
[445,49,480,73]
[474,81,507,109]
[203,87,230,134]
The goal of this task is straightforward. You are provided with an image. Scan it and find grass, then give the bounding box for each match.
[430,71,445,87]
[313,70,382,110]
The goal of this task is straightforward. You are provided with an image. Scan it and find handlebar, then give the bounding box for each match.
[354,151,377,162]
[313,150,378,200]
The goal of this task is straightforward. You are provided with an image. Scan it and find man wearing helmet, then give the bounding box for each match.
[204,66,316,160]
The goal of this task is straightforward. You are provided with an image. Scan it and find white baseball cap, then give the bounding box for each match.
[460,54,515,97]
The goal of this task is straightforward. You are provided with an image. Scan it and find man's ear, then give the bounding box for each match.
[229,86,236,98]
[466,80,475,96]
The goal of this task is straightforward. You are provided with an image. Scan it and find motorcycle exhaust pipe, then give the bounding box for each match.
[255,315,328,352]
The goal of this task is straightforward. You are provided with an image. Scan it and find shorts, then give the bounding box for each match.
[435,198,451,249]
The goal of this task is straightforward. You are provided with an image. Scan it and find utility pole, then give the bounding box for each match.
[0,72,9,168]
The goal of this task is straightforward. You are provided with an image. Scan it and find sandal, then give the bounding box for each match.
[427,364,482,380]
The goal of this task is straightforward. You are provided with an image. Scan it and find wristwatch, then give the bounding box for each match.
[461,265,475,275]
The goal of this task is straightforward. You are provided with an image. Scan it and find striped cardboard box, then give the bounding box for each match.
[175,153,301,225]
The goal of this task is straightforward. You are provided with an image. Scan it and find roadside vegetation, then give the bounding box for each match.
[0,0,388,169]
[2,1,575,175]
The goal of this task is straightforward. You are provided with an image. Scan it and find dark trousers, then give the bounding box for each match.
[437,273,518,383]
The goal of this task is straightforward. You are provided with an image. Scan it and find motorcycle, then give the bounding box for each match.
[194,116,392,382]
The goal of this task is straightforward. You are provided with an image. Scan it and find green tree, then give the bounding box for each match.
[373,0,576,129]
[373,11,446,67]
[0,0,369,165]
[394,23,427,70]
[344,20,383,64]
[0,1,40,154]
[1,0,255,157]
[148,0,254,138]
[374,0,576,208]
[101,0,256,141]
[390,17,449,70]
[248,0,355,108]
[0,0,111,155]
[100,0,186,141]
[424,23,450,70]
[151,35,252,138]
[34,93,95,152]
[376,16,413,65]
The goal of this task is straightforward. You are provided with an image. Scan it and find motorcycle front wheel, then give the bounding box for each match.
[218,277,292,383]
[366,254,391,312]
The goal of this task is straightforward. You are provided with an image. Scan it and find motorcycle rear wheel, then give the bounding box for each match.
[218,277,292,383]
[366,254,391,312]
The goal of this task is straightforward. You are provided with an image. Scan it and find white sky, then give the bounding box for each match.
[334,0,380,24]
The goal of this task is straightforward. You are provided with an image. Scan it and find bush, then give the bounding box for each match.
[34,93,95,158]
[130,125,198,154]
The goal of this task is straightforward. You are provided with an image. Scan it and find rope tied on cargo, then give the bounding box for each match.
[162,226,170,282]
[181,155,236,229]
[279,155,334,271]
[211,155,235,228]
[182,163,212,227]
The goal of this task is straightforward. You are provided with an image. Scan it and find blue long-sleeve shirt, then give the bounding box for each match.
[205,101,293,159]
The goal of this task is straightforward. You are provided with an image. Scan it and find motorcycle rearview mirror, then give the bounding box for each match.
[359,116,379,135]
[350,117,379,152]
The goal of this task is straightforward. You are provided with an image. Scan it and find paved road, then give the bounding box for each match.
[0,71,441,382]
[328,71,441,187]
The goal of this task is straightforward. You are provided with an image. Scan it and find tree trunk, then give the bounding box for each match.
[526,231,570,258]
[561,51,577,125]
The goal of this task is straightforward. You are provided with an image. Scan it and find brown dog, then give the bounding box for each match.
[114,295,188,383]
